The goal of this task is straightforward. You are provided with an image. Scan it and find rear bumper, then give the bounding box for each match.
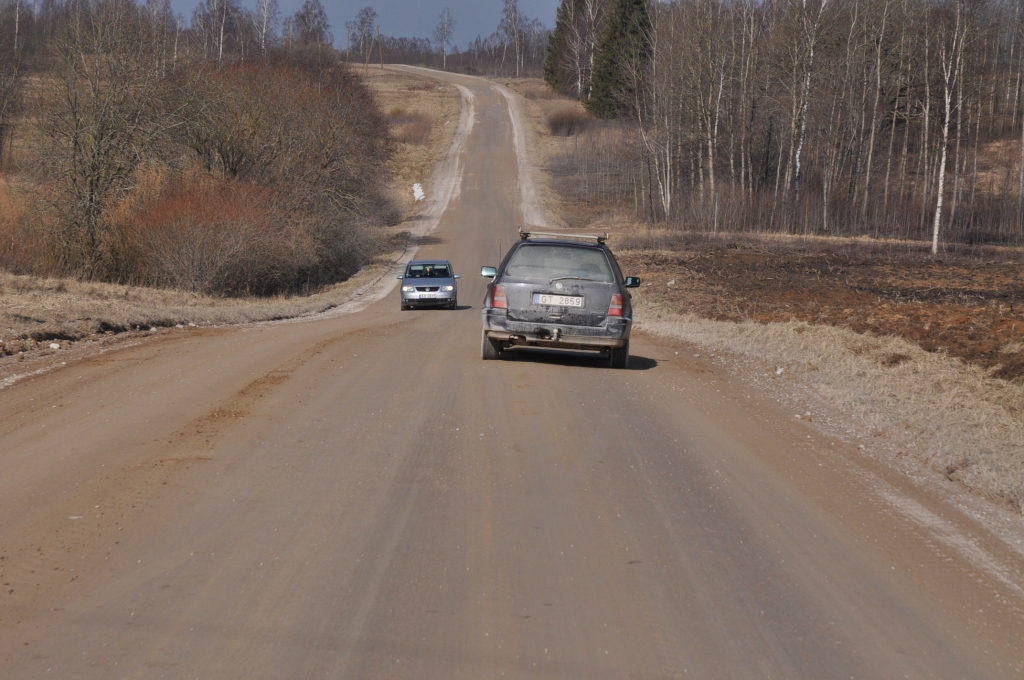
[482,310,630,350]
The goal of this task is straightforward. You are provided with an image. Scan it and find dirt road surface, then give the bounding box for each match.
[2,68,1023,679]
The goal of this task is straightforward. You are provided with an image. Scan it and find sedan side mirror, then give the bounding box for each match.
[624,276,641,288]
[481,266,497,278]
[454,274,461,279]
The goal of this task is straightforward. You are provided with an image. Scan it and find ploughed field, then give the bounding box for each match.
[620,240,1024,381]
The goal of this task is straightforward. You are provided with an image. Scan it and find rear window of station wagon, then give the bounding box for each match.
[504,245,615,283]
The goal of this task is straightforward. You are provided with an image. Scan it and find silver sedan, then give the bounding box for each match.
[397,259,460,310]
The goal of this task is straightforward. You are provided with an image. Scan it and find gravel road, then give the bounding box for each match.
[1,68,1022,679]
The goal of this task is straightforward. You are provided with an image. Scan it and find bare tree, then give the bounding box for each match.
[931,0,969,254]
[500,0,526,77]
[294,0,332,46]
[560,0,605,100]
[254,0,279,58]
[434,7,455,70]
[192,0,242,69]
[349,6,378,64]
[0,0,26,164]
[38,0,188,274]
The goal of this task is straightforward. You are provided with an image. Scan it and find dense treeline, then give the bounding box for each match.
[546,0,1024,249]
[341,1,551,77]
[0,0,395,295]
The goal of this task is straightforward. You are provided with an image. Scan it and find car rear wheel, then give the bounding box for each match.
[609,340,629,369]
[481,331,502,360]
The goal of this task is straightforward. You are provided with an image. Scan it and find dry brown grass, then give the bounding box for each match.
[546,103,595,137]
[636,303,1024,512]
[361,67,460,216]
[388,107,434,144]
[505,79,560,101]
[0,236,403,354]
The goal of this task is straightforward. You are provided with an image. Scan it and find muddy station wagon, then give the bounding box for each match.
[480,230,641,368]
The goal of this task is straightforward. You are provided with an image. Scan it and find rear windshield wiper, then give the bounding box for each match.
[549,276,596,284]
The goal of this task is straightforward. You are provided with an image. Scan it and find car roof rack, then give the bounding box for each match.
[518,227,608,244]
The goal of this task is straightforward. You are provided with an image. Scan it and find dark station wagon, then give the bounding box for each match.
[480,230,641,368]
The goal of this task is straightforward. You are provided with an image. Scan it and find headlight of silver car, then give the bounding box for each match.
[441,285,454,292]
[402,286,414,292]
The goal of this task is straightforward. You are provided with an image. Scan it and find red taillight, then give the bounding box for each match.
[491,284,507,309]
[608,293,624,317]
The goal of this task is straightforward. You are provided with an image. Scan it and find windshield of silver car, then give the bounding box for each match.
[405,264,452,278]
[504,245,614,283]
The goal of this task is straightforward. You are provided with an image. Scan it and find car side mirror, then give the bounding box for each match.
[481,266,497,278]
[396,274,403,280]
[454,274,461,279]
[625,276,641,288]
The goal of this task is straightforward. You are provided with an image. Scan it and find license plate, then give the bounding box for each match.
[534,293,583,308]
[420,293,436,298]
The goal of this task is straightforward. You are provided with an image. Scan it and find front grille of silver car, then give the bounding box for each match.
[416,287,440,292]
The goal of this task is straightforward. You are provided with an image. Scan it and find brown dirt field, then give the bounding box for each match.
[617,238,1024,382]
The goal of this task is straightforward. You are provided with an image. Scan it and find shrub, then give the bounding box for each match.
[19,55,394,294]
[387,107,433,144]
[547,104,595,137]
[107,172,378,297]
[0,180,52,275]
[517,81,557,101]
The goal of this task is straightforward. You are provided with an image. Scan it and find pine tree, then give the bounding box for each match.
[544,1,570,92]
[586,0,650,119]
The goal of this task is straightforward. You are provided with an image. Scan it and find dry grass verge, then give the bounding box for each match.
[635,301,1024,512]
[0,235,403,354]
[388,107,434,144]
[362,67,460,217]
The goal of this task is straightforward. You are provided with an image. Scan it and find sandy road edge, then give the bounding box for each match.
[491,83,549,228]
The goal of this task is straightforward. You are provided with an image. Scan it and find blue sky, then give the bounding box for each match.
[168,0,559,49]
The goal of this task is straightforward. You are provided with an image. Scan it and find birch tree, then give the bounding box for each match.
[0,0,25,163]
[931,0,968,254]
[500,0,526,77]
[434,7,455,69]
[255,0,279,58]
